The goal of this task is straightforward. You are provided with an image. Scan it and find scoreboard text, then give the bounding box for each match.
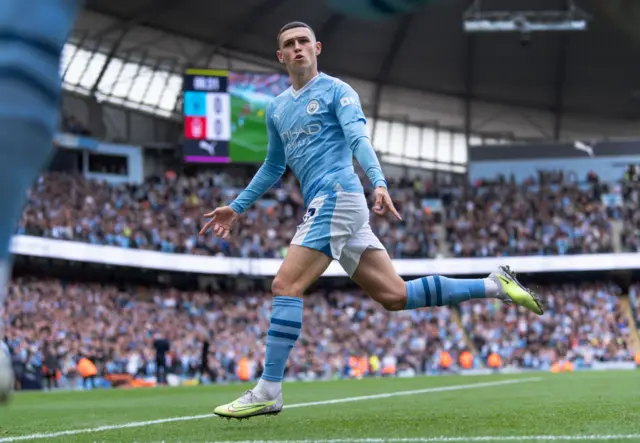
[182,69,231,163]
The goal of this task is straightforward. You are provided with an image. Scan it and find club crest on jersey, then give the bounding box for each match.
[306,99,320,115]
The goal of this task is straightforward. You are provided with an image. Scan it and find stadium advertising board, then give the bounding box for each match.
[182,69,290,164]
[11,235,640,277]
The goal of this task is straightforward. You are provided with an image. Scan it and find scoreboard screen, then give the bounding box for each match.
[183,69,232,163]
[182,69,291,164]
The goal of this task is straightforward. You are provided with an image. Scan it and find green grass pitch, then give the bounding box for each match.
[229,95,269,163]
[0,372,638,443]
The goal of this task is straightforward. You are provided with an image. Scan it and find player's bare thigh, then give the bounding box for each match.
[350,248,406,311]
[272,244,333,297]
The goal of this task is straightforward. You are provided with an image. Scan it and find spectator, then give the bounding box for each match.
[3,277,636,387]
[18,171,618,259]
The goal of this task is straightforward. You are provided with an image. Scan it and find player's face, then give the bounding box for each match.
[277,28,321,73]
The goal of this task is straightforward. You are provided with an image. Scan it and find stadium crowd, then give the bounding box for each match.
[8,166,636,389]
[4,277,465,386]
[459,282,634,369]
[17,170,619,260]
[444,178,617,257]
[4,277,637,388]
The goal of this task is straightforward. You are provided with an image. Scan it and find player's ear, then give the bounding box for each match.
[276,49,285,64]
[315,41,322,56]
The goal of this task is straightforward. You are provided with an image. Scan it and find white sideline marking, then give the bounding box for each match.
[0,378,538,442]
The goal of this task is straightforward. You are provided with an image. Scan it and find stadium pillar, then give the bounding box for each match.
[451,305,480,357]
[371,84,382,148]
[552,34,569,141]
[609,270,640,355]
[61,32,90,82]
[90,30,129,96]
[371,15,413,149]
[621,295,640,355]
[463,30,476,174]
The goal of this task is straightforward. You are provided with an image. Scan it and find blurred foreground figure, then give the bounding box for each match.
[0,0,82,404]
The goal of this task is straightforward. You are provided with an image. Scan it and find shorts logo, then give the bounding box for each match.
[306,99,320,115]
[302,207,316,224]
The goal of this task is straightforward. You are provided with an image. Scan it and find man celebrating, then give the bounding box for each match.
[200,21,543,419]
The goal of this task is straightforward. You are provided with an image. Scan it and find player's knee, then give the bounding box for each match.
[271,276,305,298]
[379,291,407,311]
[369,286,406,311]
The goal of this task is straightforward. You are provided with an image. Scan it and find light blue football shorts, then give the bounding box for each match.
[290,191,385,276]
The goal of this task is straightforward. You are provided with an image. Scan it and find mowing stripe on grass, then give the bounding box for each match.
[204,437,640,442]
[0,378,539,442]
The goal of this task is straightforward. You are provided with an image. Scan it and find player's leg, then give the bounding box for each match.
[0,0,82,405]
[213,244,332,419]
[257,244,333,393]
[342,228,543,315]
[214,193,366,419]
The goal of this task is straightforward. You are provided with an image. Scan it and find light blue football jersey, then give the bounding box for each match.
[230,73,387,213]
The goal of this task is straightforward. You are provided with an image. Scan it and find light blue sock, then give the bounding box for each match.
[261,296,303,382]
[404,276,487,310]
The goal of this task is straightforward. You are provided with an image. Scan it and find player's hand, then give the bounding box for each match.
[199,206,239,238]
[372,186,402,220]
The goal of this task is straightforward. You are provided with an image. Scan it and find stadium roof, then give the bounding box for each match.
[74,0,640,144]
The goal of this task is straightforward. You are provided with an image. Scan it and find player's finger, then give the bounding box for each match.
[199,220,213,236]
[373,194,385,214]
[204,208,218,218]
[386,197,402,220]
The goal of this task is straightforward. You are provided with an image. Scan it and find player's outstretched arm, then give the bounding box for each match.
[335,82,401,220]
[199,103,286,237]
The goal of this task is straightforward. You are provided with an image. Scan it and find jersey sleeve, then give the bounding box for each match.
[334,82,387,189]
[229,102,286,215]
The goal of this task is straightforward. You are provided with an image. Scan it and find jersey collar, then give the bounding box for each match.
[289,73,323,100]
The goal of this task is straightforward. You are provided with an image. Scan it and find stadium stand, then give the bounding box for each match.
[4,277,467,387]
[5,276,639,390]
[18,171,620,259]
[443,178,617,257]
[459,282,634,370]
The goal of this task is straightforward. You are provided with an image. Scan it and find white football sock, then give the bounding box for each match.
[255,378,282,399]
[483,277,500,298]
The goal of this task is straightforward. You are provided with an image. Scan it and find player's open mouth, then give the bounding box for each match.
[295,55,304,60]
